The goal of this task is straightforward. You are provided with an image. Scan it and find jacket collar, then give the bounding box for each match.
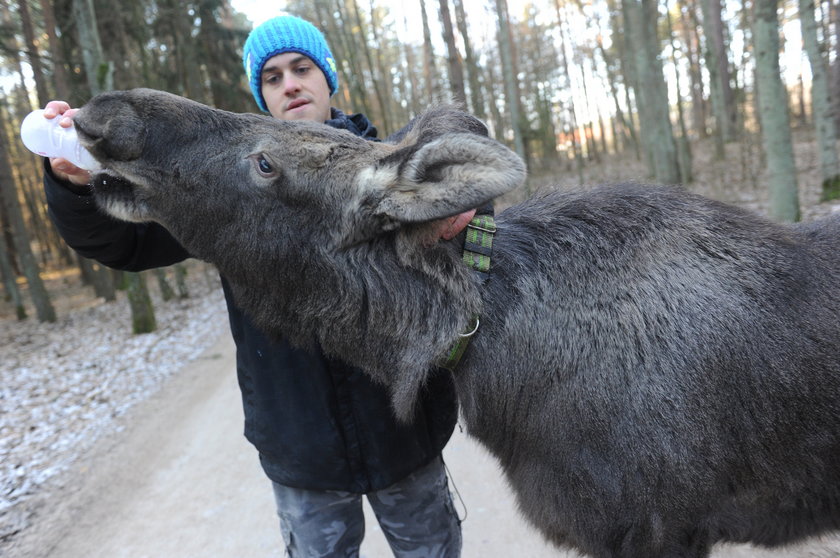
[326,108,380,142]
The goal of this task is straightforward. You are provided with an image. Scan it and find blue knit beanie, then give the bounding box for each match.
[243,15,339,112]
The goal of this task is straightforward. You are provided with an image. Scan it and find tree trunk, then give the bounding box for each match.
[195,1,252,112]
[160,0,207,102]
[699,0,737,148]
[453,0,487,120]
[596,33,636,155]
[579,70,600,163]
[78,255,116,301]
[555,0,585,181]
[622,0,681,184]
[0,234,26,319]
[666,0,693,183]
[484,63,506,142]
[832,0,840,134]
[322,0,371,116]
[350,0,391,132]
[420,0,439,103]
[799,0,840,200]
[155,267,175,301]
[17,0,51,107]
[0,1,33,108]
[93,264,116,301]
[72,0,112,95]
[400,22,423,118]
[174,263,189,299]
[367,0,397,132]
[126,271,157,334]
[526,7,558,162]
[40,0,72,99]
[753,0,800,222]
[0,122,55,322]
[679,0,708,137]
[438,0,466,105]
[494,0,527,166]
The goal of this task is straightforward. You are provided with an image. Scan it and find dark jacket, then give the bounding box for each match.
[43,109,458,493]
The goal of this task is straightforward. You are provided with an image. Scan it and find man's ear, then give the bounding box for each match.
[363,133,526,224]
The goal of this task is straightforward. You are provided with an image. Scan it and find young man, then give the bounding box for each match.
[43,15,462,558]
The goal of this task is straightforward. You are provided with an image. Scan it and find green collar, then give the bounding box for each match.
[439,214,496,371]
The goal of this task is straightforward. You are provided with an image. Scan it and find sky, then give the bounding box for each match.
[229,0,282,28]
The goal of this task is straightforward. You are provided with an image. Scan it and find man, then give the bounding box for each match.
[43,14,462,558]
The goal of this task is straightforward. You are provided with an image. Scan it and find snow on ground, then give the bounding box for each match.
[0,263,228,541]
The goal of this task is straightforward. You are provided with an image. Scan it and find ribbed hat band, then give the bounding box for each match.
[242,15,339,112]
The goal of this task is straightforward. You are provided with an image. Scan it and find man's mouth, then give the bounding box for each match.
[286,98,310,111]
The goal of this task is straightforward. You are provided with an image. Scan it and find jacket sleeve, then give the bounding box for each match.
[44,162,191,271]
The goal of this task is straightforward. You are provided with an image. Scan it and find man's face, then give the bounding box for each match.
[260,52,332,123]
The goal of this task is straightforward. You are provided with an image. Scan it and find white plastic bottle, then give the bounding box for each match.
[20,109,101,171]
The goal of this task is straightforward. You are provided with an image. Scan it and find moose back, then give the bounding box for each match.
[72,89,840,558]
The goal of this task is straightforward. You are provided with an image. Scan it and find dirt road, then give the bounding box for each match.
[6,331,840,557]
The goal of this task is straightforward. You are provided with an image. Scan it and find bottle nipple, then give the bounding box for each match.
[20,109,101,171]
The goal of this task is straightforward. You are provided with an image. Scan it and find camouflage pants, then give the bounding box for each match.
[271,457,462,558]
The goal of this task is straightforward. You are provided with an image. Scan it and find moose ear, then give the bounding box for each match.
[365,133,526,223]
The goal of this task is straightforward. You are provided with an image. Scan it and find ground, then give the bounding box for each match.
[0,262,229,545]
[3,326,840,557]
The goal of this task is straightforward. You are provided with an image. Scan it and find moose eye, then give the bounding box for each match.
[258,156,273,174]
[250,154,277,177]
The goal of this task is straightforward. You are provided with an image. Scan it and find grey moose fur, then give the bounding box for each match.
[73,89,840,558]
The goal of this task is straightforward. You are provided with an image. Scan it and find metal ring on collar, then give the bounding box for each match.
[459,317,480,338]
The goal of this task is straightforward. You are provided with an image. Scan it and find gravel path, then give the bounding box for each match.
[0,264,228,545]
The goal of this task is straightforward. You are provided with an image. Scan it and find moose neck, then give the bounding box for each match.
[209,219,482,414]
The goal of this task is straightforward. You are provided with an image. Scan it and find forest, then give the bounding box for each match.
[0,0,838,329]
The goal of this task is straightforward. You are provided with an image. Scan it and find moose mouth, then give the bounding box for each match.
[74,99,147,166]
[72,118,101,162]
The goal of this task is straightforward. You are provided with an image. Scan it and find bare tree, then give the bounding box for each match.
[554,0,584,179]
[72,0,112,94]
[438,0,466,104]
[126,271,157,333]
[452,0,486,120]
[494,0,527,164]
[753,0,800,222]
[39,0,71,99]
[75,0,156,327]
[666,0,693,182]
[0,229,26,319]
[799,0,840,200]
[698,0,737,151]
[622,0,681,184]
[0,115,55,322]
[678,0,708,138]
[17,0,50,107]
[419,0,439,103]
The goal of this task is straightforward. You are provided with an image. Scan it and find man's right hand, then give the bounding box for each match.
[43,101,91,186]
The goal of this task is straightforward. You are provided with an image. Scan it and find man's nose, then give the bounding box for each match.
[283,75,302,95]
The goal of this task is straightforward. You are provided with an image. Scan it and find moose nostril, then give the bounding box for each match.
[76,95,146,162]
[75,116,145,162]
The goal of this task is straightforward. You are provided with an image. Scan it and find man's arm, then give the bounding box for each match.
[45,162,190,272]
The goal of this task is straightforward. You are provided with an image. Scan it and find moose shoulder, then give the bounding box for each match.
[74,88,840,558]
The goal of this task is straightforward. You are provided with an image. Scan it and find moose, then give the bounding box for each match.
[72,88,840,558]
